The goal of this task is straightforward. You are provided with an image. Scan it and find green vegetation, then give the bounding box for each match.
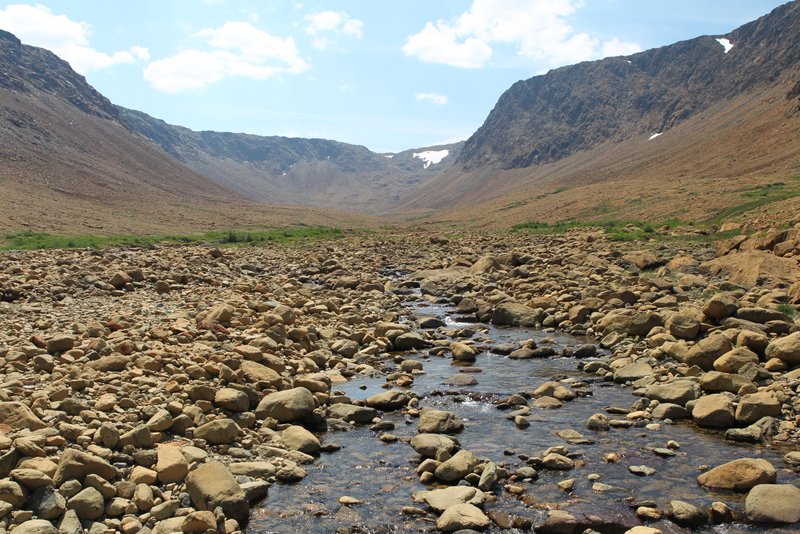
[706,178,800,224]
[0,227,342,251]
[777,303,797,318]
[510,219,687,241]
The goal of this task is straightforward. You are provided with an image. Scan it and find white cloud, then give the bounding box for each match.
[415,92,448,105]
[0,3,149,74]
[304,10,363,50]
[402,0,640,69]
[144,21,309,93]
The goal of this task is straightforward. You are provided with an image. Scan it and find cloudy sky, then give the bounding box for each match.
[0,1,786,152]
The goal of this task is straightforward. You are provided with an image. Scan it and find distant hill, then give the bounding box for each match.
[401,1,800,221]
[116,106,461,213]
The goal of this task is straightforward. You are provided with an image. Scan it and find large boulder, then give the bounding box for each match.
[745,484,800,523]
[255,387,315,422]
[185,461,249,527]
[0,402,46,431]
[327,404,378,424]
[681,335,732,370]
[644,380,701,406]
[437,503,490,532]
[667,311,701,340]
[691,394,735,428]
[491,302,543,327]
[713,347,760,373]
[613,361,653,383]
[280,425,320,455]
[764,332,800,366]
[703,293,739,321]
[700,251,800,288]
[193,419,240,445]
[418,409,464,434]
[598,310,662,337]
[735,391,782,424]
[240,361,282,388]
[699,371,750,393]
[435,450,478,483]
[410,434,459,459]
[53,449,116,485]
[417,486,485,513]
[697,458,776,491]
[365,390,410,411]
[156,445,189,484]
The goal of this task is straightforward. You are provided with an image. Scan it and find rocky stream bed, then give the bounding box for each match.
[1,228,799,534]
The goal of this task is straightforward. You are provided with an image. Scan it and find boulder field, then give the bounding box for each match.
[0,226,798,532]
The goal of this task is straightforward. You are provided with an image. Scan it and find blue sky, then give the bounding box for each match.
[0,1,787,152]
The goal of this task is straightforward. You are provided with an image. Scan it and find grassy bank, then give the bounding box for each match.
[0,226,343,251]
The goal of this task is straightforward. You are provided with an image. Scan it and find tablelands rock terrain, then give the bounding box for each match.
[0,226,799,533]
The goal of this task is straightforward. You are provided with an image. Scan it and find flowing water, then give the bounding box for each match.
[249,295,799,534]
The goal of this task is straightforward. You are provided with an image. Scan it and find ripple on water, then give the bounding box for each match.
[251,297,800,534]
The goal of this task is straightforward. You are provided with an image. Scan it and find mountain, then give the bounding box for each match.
[116,107,461,213]
[402,1,800,216]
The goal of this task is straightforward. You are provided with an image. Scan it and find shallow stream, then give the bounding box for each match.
[249,295,799,534]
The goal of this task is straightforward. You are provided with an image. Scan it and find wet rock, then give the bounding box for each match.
[365,389,410,411]
[410,434,460,459]
[745,484,800,523]
[651,403,689,420]
[418,409,464,434]
[437,503,490,532]
[491,302,543,327]
[328,404,378,424]
[394,332,430,350]
[281,425,321,455]
[435,450,478,482]
[541,453,575,471]
[669,500,706,527]
[697,458,777,491]
[451,342,478,362]
[185,461,249,527]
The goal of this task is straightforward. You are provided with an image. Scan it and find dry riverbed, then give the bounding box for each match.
[0,228,799,534]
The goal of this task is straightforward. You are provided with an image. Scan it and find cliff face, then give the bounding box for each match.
[0,29,118,120]
[455,1,800,172]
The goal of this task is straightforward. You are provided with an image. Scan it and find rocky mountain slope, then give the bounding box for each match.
[403,1,800,214]
[116,107,460,213]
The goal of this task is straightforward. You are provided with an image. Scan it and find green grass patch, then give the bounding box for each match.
[777,303,797,318]
[510,219,687,241]
[707,178,800,224]
[1,227,342,251]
